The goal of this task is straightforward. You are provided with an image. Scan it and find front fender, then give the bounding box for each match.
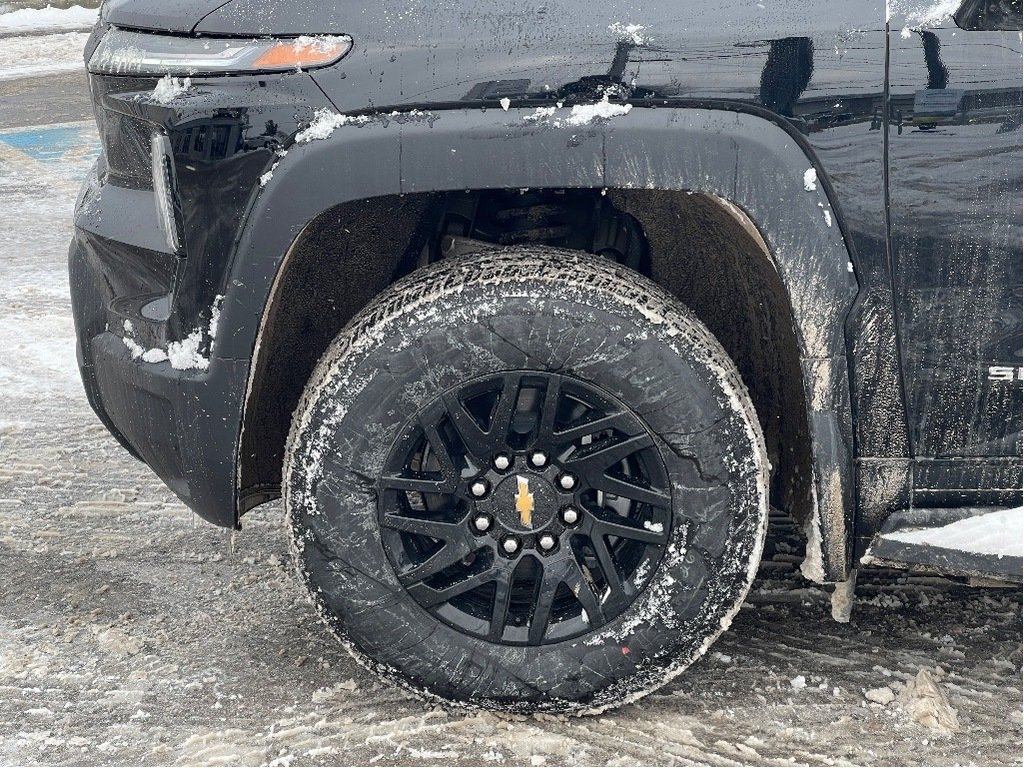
[221,103,859,580]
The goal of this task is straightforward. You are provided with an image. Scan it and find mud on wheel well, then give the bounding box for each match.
[238,188,813,527]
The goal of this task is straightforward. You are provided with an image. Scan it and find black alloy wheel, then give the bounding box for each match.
[378,370,672,646]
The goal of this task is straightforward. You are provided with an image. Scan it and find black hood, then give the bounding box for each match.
[194,0,352,36]
[100,0,233,33]
[100,0,350,35]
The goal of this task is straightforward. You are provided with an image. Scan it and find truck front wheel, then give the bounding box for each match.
[284,247,768,713]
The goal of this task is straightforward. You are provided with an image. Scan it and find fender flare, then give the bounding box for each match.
[220,104,859,581]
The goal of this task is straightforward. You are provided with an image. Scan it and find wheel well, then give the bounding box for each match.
[237,194,438,510]
[609,190,812,525]
[238,188,812,526]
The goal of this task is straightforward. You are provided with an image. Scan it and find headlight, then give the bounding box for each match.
[88,28,352,76]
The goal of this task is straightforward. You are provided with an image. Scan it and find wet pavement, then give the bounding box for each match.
[0,72,92,129]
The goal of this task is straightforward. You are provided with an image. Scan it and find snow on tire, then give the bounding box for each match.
[284,247,769,714]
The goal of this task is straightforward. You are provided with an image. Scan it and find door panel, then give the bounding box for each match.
[887,18,1022,477]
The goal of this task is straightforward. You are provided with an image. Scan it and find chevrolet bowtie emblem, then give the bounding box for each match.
[515,475,535,528]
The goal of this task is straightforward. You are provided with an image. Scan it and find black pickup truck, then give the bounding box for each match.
[70,0,1022,712]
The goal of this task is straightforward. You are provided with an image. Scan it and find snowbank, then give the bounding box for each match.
[0,4,97,33]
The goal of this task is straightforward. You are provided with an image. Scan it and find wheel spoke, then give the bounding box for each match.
[527,565,559,645]
[441,391,492,458]
[565,432,655,472]
[590,473,671,508]
[407,567,499,608]
[487,571,514,641]
[486,372,521,446]
[560,558,606,626]
[527,557,605,643]
[589,508,669,544]
[589,533,632,612]
[380,512,462,540]
[537,375,563,441]
[379,473,454,495]
[553,409,632,445]
[395,533,477,585]
[419,418,459,479]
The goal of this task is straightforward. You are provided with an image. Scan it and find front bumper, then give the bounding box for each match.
[69,67,333,526]
[69,226,249,527]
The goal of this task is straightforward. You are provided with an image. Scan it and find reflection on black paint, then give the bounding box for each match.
[920,31,949,90]
[889,20,1023,466]
[171,111,291,164]
[173,116,249,163]
[759,37,814,118]
[911,31,958,128]
[954,0,1024,31]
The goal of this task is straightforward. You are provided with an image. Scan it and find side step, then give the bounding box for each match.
[862,506,1023,584]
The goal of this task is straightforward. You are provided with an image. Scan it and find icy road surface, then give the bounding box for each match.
[0,122,1022,767]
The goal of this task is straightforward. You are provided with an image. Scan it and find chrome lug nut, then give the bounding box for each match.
[529,450,548,468]
[538,533,557,551]
[501,537,520,555]
[558,473,577,491]
[493,453,511,471]
[470,479,490,498]
[473,514,492,532]
[561,507,580,525]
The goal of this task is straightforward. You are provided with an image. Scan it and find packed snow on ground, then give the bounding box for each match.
[0,3,95,32]
[0,30,89,81]
[886,508,1024,558]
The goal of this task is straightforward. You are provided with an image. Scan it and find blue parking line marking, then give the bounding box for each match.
[0,123,100,169]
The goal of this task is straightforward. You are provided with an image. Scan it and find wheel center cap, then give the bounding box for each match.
[483,473,558,532]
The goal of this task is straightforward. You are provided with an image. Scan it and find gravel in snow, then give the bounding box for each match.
[0,121,1020,767]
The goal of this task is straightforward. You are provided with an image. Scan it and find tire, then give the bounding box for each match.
[284,247,768,714]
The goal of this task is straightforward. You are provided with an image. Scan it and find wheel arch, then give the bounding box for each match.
[223,104,858,581]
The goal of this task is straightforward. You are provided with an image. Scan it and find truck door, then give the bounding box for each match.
[886,0,1023,505]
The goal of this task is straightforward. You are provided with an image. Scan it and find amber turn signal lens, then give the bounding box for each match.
[251,37,352,69]
[89,30,353,75]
